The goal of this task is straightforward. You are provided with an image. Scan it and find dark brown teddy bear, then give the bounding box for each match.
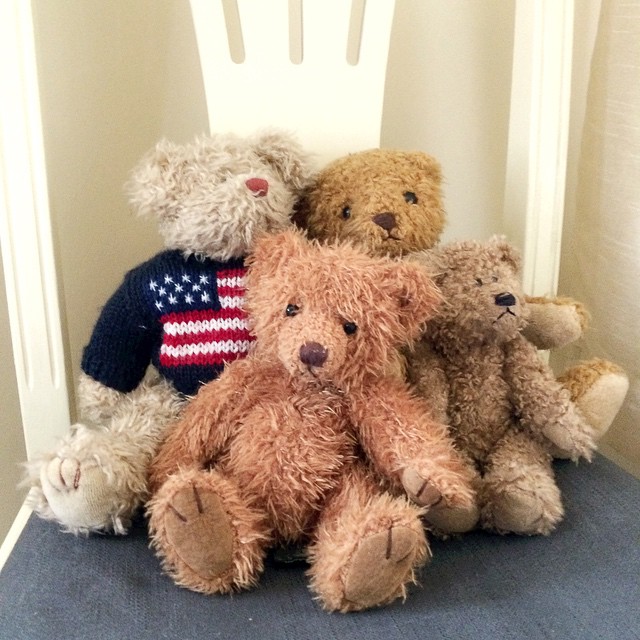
[147,230,476,612]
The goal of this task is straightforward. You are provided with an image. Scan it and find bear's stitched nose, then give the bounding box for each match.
[371,212,397,231]
[299,342,328,368]
[245,178,269,197]
[495,292,516,307]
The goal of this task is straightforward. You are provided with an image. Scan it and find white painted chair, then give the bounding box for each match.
[190,0,396,167]
[0,0,575,558]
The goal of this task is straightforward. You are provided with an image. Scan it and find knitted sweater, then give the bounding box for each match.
[81,250,254,396]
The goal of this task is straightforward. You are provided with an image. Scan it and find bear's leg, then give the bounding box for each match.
[480,431,563,536]
[307,465,428,612]
[148,467,271,594]
[418,449,481,535]
[26,378,185,534]
[557,358,629,448]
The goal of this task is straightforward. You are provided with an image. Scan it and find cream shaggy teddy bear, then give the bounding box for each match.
[25,130,311,534]
[146,229,476,612]
[407,237,597,536]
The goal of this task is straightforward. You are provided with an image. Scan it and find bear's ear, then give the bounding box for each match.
[379,260,443,336]
[246,228,311,286]
[407,151,442,183]
[251,129,312,192]
[124,138,182,219]
[488,235,521,273]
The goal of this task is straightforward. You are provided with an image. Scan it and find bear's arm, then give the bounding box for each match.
[522,295,589,350]
[148,358,256,491]
[81,269,156,394]
[403,340,450,424]
[503,336,596,460]
[348,377,475,509]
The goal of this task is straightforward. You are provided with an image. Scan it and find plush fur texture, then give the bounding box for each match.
[406,238,598,536]
[25,130,311,534]
[296,149,445,258]
[147,230,475,612]
[295,147,628,447]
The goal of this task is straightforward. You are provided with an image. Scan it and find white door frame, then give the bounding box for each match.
[0,0,71,460]
[504,0,574,297]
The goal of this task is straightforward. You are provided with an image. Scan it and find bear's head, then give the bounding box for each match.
[126,130,311,261]
[412,236,529,350]
[294,149,445,258]
[244,230,442,389]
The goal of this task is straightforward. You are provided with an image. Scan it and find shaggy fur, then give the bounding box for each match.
[25,376,185,534]
[295,147,628,447]
[406,238,598,536]
[147,230,475,612]
[26,130,311,534]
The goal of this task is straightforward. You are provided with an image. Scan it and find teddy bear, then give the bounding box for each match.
[405,237,598,536]
[24,129,312,535]
[293,148,629,445]
[146,229,477,613]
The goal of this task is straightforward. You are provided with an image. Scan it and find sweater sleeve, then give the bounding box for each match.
[81,268,156,393]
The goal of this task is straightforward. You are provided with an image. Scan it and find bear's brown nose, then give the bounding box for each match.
[245,178,269,197]
[299,342,328,368]
[371,212,397,231]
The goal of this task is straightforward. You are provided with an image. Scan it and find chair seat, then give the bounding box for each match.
[1,454,639,640]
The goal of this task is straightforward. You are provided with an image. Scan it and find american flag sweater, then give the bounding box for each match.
[81,250,254,396]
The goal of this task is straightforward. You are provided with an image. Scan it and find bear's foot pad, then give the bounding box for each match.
[165,485,234,580]
[344,526,419,608]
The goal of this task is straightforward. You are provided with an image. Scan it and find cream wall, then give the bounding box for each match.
[31,0,209,407]
[383,0,515,243]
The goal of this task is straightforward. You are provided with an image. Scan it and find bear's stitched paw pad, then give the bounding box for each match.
[343,526,420,609]
[164,485,234,581]
[401,468,442,507]
[39,457,121,532]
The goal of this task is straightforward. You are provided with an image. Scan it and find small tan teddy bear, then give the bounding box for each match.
[407,237,597,536]
[294,148,629,444]
[25,130,311,534]
[147,229,476,612]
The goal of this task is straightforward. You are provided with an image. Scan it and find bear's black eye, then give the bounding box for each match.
[403,191,418,204]
[285,304,300,317]
[475,278,483,286]
[341,206,351,220]
[343,322,358,335]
